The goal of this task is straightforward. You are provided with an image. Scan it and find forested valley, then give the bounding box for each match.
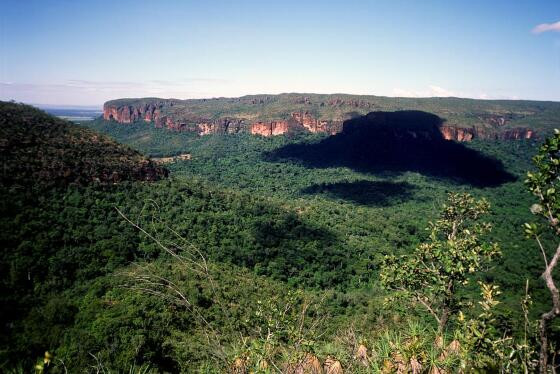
[1,102,559,373]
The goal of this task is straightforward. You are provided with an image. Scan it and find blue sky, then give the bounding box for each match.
[0,0,559,105]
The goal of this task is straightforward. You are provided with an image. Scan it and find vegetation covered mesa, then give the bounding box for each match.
[102,93,560,140]
[1,98,560,373]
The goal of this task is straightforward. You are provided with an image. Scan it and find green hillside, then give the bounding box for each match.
[0,101,167,187]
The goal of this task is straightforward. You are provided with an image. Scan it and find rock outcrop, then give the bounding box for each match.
[248,113,343,137]
[326,98,373,109]
[440,125,535,141]
[103,101,170,124]
[250,120,292,136]
[197,118,246,135]
[440,126,476,141]
[291,112,341,134]
[498,128,534,140]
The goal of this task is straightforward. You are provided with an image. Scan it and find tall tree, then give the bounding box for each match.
[525,130,560,373]
[381,192,500,332]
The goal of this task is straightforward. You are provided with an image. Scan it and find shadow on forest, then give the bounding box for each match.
[302,180,417,207]
[266,111,516,187]
[247,211,347,287]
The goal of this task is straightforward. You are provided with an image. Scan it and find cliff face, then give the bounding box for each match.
[103,97,540,142]
[104,102,166,124]
[249,113,343,137]
[440,126,476,142]
[198,118,246,135]
[250,121,292,136]
[291,112,342,134]
[104,102,249,135]
[440,125,535,141]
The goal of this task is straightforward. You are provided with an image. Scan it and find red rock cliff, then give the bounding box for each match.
[440,126,477,141]
[103,102,169,124]
[440,125,535,141]
[103,100,537,141]
[291,112,335,133]
[250,121,292,136]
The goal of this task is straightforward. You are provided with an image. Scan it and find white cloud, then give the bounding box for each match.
[427,85,456,97]
[391,88,420,97]
[392,85,457,98]
[532,21,560,34]
[391,85,520,100]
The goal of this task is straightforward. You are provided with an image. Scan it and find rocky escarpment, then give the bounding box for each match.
[249,113,343,136]
[102,95,546,141]
[269,110,517,187]
[343,112,536,142]
[291,112,342,134]
[104,100,342,137]
[342,111,443,140]
[196,118,246,135]
[440,125,534,141]
[250,120,292,136]
[104,101,247,135]
[103,100,175,124]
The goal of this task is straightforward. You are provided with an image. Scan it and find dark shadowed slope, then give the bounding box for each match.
[0,101,168,187]
[301,180,417,206]
[267,111,516,187]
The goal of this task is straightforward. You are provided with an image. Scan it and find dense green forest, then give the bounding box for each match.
[84,117,553,313]
[0,102,167,186]
[1,103,559,372]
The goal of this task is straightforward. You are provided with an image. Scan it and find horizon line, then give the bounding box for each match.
[12,91,558,108]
